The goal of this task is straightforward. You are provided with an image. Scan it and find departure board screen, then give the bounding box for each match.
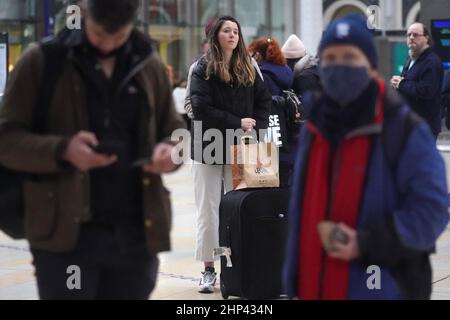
[431,20,450,69]
[0,32,7,99]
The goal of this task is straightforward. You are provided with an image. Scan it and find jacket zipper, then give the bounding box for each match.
[70,52,153,129]
[115,55,153,101]
[108,55,154,128]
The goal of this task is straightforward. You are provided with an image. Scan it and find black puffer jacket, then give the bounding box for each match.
[190,57,271,164]
[290,54,321,96]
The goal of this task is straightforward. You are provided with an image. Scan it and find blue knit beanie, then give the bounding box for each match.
[318,14,378,68]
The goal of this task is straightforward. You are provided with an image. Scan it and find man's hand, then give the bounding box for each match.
[63,131,117,172]
[241,118,256,131]
[143,143,177,174]
[390,76,404,89]
[327,223,360,261]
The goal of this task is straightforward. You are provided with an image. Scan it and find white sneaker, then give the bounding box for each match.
[199,269,217,293]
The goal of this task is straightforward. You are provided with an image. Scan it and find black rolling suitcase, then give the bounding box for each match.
[217,188,289,300]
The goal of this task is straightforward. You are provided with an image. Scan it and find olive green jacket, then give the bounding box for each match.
[0,30,186,254]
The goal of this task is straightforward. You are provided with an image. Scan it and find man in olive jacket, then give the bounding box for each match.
[0,0,185,299]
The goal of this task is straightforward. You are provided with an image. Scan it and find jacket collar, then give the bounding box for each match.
[58,27,153,65]
[293,54,318,76]
[308,80,384,142]
[403,46,434,76]
[411,46,433,64]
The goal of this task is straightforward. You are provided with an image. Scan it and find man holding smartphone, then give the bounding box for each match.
[0,0,185,299]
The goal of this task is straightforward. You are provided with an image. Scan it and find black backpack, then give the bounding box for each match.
[383,102,422,171]
[0,38,67,239]
[263,70,305,150]
[282,89,305,144]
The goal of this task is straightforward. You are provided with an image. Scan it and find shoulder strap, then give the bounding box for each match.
[267,70,293,94]
[251,58,264,81]
[383,103,422,169]
[32,38,68,133]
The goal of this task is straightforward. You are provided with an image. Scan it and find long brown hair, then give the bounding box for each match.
[206,16,255,86]
[248,37,286,65]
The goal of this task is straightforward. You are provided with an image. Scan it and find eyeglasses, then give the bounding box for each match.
[406,32,426,38]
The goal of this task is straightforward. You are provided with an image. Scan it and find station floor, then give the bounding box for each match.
[2,143,450,300]
[0,163,224,300]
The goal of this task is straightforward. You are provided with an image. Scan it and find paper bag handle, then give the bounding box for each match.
[240,135,255,145]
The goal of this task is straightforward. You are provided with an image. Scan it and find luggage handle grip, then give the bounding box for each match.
[214,247,233,268]
[240,135,256,145]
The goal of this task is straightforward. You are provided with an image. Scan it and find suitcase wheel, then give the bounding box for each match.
[220,282,229,300]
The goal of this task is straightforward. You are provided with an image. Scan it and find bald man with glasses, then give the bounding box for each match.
[391,22,444,139]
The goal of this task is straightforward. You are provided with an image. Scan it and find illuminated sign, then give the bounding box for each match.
[0,33,8,99]
[431,20,450,69]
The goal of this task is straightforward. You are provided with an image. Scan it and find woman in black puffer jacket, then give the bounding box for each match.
[189,16,271,294]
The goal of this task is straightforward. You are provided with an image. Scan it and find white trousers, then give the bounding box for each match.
[192,162,233,262]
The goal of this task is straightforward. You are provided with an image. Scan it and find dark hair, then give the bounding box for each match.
[422,25,434,46]
[205,19,218,38]
[86,0,140,33]
[206,16,256,86]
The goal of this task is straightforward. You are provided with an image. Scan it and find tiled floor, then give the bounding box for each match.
[2,145,450,300]
[0,164,224,300]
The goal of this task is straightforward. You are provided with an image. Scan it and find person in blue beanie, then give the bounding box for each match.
[284,14,449,300]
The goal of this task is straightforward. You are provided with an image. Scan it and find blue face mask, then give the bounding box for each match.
[319,65,371,107]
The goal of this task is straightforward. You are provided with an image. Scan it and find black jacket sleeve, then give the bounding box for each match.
[358,215,431,268]
[293,68,321,96]
[358,215,436,300]
[252,71,271,132]
[443,71,450,129]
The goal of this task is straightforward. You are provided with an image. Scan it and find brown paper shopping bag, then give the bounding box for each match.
[231,136,279,190]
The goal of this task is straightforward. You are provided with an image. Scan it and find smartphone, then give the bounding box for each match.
[92,140,124,156]
[330,226,349,245]
[318,221,349,252]
[132,158,152,168]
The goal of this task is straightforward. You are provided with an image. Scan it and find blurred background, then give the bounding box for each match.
[0,0,449,89]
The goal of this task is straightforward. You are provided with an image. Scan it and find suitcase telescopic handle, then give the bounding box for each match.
[214,247,233,267]
[240,135,256,145]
